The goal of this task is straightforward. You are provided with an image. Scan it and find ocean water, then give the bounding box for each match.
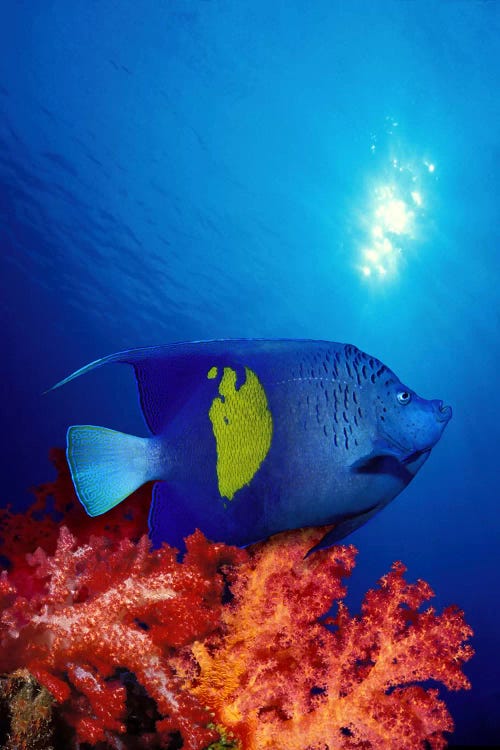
[0,1,498,746]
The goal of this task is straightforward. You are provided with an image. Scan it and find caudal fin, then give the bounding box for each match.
[66,425,157,516]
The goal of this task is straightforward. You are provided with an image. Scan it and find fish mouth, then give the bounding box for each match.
[436,401,452,423]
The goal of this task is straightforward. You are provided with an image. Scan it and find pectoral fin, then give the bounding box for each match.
[350,438,406,473]
[350,437,415,474]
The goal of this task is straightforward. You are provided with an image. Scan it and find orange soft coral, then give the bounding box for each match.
[184,529,473,750]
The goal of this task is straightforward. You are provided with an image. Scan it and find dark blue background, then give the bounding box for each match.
[1,2,498,745]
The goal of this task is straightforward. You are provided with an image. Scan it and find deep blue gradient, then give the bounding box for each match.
[0,2,498,745]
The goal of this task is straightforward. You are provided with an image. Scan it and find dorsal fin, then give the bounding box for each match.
[130,353,214,434]
[48,338,335,435]
[49,340,262,435]
[121,343,259,434]
[49,343,228,435]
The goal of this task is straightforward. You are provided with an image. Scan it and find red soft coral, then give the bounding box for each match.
[0,524,244,748]
[0,448,150,563]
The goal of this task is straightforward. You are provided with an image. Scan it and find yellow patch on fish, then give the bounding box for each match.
[207,366,273,500]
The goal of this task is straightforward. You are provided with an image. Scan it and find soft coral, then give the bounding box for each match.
[0,451,473,749]
[0,525,243,747]
[0,451,244,747]
[186,529,473,750]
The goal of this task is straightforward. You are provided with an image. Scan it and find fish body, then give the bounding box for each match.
[52,339,452,550]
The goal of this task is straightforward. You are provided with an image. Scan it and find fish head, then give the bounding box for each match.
[374,377,452,474]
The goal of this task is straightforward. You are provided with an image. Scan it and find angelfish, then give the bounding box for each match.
[50,339,452,550]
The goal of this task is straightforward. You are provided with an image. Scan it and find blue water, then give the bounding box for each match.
[1,1,498,745]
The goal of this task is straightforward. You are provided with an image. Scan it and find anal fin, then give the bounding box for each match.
[306,504,380,555]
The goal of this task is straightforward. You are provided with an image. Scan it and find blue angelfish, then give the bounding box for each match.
[50,339,452,550]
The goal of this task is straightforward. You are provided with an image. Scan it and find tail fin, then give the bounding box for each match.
[66,426,158,516]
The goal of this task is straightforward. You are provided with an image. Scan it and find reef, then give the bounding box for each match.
[0,449,473,749]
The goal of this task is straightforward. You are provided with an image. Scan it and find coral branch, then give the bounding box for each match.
[185,532,473,750]
[0,521,243,748]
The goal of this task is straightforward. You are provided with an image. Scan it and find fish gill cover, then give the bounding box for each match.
[0,449,472,749]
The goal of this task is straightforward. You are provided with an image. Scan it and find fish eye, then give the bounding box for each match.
[396,390,412,405]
